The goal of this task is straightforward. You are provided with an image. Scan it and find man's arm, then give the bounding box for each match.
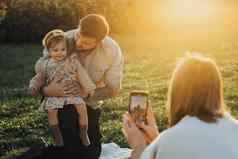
[85,86,118,103]
[42,78,79,97]
[86,41,123,103]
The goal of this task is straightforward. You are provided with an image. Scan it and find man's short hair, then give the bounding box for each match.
[79,14,109,41]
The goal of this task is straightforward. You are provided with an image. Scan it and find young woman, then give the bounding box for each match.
[122,54,238,159]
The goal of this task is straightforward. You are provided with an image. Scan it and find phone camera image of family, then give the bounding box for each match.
[129,90,149,124]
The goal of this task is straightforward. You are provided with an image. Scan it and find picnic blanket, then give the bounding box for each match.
[99,143,132,159]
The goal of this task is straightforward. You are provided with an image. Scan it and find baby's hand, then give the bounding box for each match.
[80,88,88,98]
[96,80,106,88]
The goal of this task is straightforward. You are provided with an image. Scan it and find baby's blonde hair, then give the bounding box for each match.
[42,29,66,50]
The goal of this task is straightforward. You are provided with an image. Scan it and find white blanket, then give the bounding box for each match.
[99,143,132,159]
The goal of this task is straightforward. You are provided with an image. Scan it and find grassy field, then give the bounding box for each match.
[1,34,238,159]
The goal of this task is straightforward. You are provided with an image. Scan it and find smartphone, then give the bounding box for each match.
[129,90,149,123]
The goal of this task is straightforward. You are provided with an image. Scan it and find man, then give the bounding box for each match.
[41,14,123,159]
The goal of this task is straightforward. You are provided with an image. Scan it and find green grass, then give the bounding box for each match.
[1,35,238,158]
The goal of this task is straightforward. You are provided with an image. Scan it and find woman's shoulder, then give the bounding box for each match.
[140,129,180,159]
[165,116,201,132]
[154,116,205,143]
[141,114,238,159]
[218,112,238,129]
[160,113,238,141]
[140,117,210,159]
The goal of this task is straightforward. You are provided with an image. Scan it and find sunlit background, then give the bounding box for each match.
[112,0,238,54]
[1,1,238,158]
[162,0,220,24]
[1,0,238,50]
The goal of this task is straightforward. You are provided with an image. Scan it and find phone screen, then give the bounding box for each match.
[129,94,148,123]
[130,95,147,111]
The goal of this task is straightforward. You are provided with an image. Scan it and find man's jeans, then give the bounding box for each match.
[58,105,102,159]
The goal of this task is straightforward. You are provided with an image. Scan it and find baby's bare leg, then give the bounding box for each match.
[75,104,90,146]
[48,109,64,146]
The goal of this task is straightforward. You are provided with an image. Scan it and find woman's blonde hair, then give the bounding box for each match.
[167,53,226,127]
[42,29,66,50]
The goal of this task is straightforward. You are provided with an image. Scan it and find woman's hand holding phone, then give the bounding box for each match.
[122,112,147,159]
[123,103,159,145]
[122,104,159,159]
[129,91,149,123]
[136,105,159,144]
[125,91,159,146]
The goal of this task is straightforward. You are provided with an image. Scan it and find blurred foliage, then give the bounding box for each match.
[1,0,238,158]
[0,0,238,43]
[0,0,136,42]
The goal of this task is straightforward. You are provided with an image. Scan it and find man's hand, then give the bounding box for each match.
[43,79,65,97]
[111,87,120,97]
[85,86,120,104]
[63,80,83,96]
[43,77,83,97]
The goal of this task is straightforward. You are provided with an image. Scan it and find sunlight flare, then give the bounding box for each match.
[162,0,220,24]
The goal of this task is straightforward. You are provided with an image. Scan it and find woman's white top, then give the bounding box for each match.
[140,113,238,159]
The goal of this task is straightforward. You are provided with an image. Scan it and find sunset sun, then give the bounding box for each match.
[162,0,220,24]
